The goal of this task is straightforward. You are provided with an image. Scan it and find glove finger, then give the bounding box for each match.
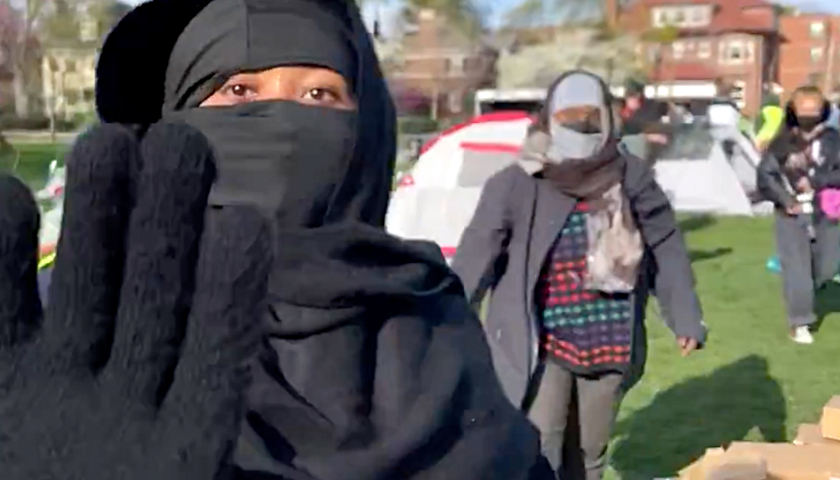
[160,206,269,459]
[43,124,135,373]
[104,122,215,406]
[0,174,41,350]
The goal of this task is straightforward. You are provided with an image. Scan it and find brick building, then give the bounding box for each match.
[616,0,780,115]
[778,14,840,101]
[387,9,497,120]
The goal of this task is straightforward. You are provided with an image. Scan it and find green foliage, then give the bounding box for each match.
[398,115,439,134]
[593,18,618,40]
[403,0,486,37]
[503,0,631,28]
[773,3,797,15]
[6,142,68,191]
[42,0,79,43]
[644,24,679,44]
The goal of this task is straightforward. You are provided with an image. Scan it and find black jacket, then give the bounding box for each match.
[620,98,670,136]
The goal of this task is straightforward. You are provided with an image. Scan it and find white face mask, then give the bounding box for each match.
[547,124,605,161]
[545,72,610,162]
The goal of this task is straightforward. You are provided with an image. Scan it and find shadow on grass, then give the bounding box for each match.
[610,355,786,478]
[814,282,840,328]
[678,215,717,233]
[688,247,733,263]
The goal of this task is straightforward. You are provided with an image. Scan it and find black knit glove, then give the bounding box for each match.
[0,122,269,479]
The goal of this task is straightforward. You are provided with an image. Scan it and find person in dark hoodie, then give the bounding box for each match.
[618,79,671,165]
[16,0,552,478]
[452,70,707,480]
[757,85,840,345]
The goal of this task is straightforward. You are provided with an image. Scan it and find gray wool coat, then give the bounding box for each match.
[451,154,707,408]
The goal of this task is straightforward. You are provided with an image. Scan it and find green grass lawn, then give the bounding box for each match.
[607,215,840,479]
[6,142,67,191]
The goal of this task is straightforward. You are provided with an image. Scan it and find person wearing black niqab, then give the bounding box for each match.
[90,0,552,478]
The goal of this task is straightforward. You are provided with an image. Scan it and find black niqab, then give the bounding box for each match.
[162,0,380,227]
[97,0,547,478]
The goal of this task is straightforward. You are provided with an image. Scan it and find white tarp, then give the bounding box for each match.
[646,123,762,216]
[387,113,531,255]
[408,112,532,188]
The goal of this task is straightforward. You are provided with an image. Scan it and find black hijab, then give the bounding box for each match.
[96,1,546,479]
[767,86,832,163]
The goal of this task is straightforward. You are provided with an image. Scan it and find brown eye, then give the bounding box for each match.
[222,84,255,98]
[302,87,339,103]
[230,85,248,96]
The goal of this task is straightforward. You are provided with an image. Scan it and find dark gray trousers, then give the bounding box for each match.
[775,212,840,327]
[526,361,623,480]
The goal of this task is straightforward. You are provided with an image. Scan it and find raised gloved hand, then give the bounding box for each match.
[0,122,269,479]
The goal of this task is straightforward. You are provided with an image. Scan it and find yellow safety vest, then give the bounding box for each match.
[756,105,784,145]
[38,251,56,270]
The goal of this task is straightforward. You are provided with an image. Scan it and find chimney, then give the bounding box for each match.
[605,0,620,28]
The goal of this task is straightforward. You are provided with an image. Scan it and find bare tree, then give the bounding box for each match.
[0,0,130,119]
[0,0,47,118]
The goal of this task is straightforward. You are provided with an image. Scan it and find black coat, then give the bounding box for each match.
[451,155,706,408]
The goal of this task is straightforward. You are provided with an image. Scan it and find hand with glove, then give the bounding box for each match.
[0,122,269,479]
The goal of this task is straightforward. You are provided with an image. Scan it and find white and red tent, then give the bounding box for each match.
[386,112,533,259]
[387,112,767,261]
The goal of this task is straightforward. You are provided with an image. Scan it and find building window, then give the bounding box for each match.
[653,8,668,27]
[720,40,753,63]
[647,45,661,64]
[811,47,824,63]
[653,6,709,28]
[64,59,76,73]
[698,41,711,58]
[448,92,462,113]
[731,80,746,109]
[688,6,710,27]
[672,41,685,59]
[810,21,825,38]
[65,90,80,106]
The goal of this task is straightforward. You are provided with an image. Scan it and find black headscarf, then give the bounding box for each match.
[162,0,388,228]
[96,1,546,478]
[767,85,832,163]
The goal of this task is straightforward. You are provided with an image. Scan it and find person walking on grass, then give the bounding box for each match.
[757,85,840,345]
[451,69,707,480]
